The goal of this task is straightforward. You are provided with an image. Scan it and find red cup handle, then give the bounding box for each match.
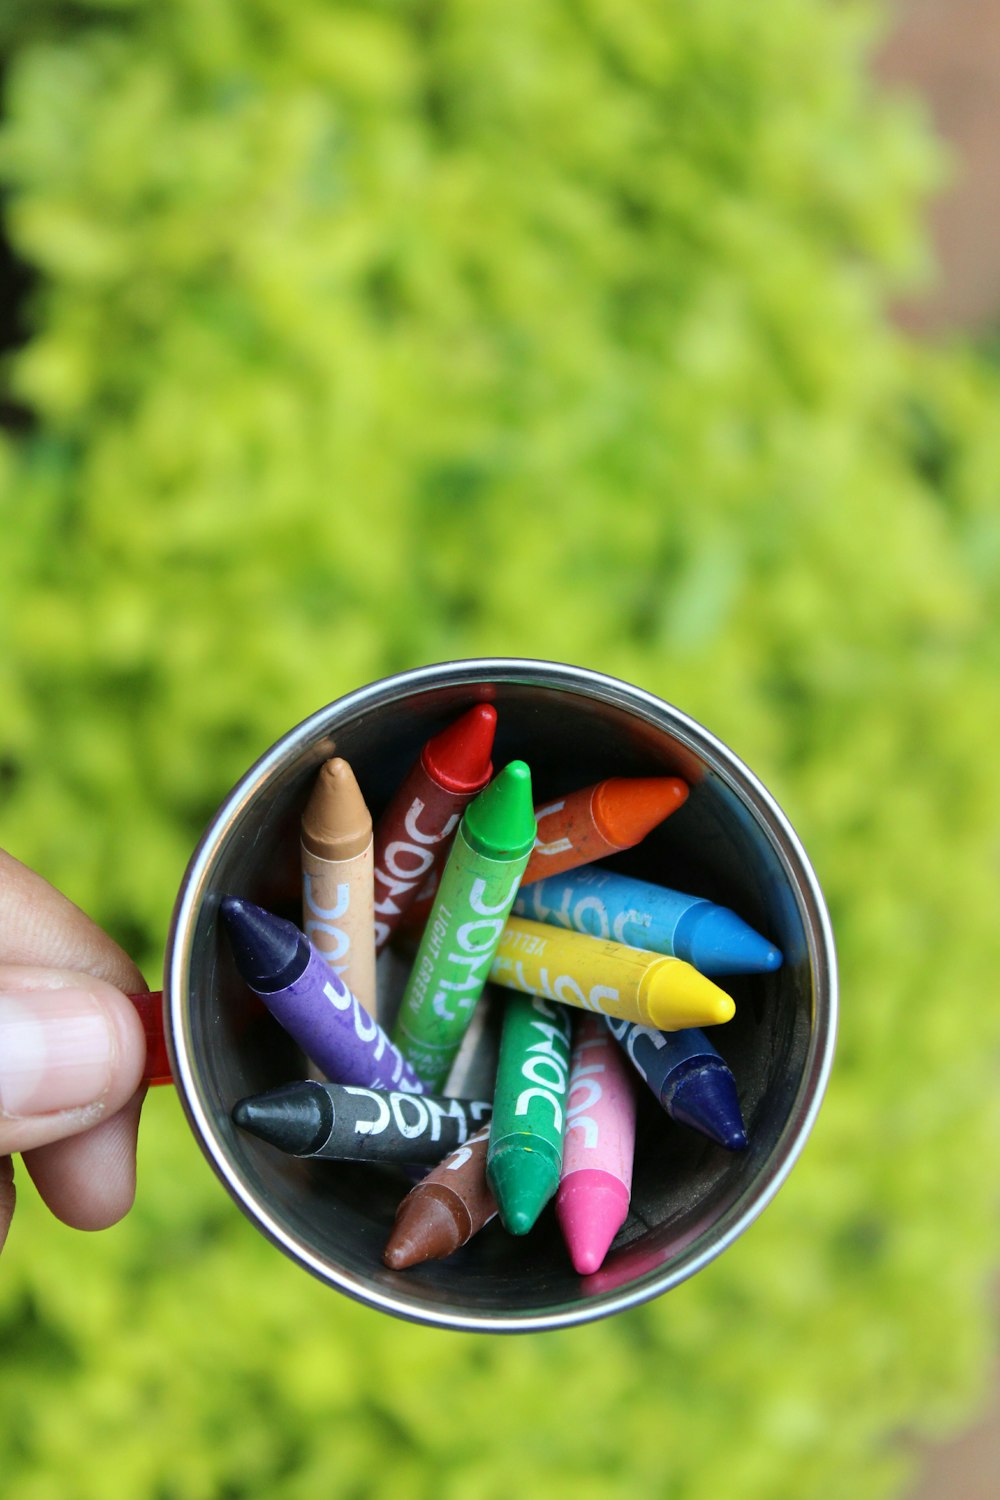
[127,990,173,1086]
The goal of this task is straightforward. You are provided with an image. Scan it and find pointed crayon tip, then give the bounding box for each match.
[593,777,689,848]
[556,1172,631,1274]
[383,1193,465,1269]
[463,760,536,861]
[487,1146,559,1235]
[670,1065,748,1151]
[677,904,784,976]
[220,897,305,990]
[423,704,498,793]
[302,757,372,859]
[231,1083,329,1155]
[645,960,736,1030]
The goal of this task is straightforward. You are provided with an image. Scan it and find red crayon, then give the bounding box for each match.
[372,705,497,951]
[520,776,689,887]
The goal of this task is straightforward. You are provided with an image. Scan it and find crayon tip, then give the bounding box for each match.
[232,1083,330,1156]
[301,757,372,859]
[463,760,536,861]
[220,897,307,990]
[644,959,735,1030]
[383,1193,465,1269]
[593,777,689,848]
[488,1146,559,1235]
[670,1065,748,1151]
[423,704,498,793]
[556,1172,631,1275]
[675,903,784,976]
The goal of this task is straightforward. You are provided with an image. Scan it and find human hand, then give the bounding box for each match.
[0,849,148,1254]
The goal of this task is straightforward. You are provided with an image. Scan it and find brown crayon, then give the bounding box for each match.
[301,757,377,1017]
[383,1122,498,1269]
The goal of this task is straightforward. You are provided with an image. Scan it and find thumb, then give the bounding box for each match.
[0,967,146,1157]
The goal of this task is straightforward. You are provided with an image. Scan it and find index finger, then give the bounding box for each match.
[0,849,147,994]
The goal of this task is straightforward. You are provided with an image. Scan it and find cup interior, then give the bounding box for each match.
[166,661,835,1331]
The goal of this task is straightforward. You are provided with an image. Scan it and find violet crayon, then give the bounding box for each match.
[233,1079,492,1165]
[221,897,424,1093]
[606,1015,747,1150]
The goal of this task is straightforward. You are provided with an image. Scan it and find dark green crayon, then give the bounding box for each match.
[486,992,572,1235]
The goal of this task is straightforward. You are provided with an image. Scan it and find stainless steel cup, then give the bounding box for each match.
[165,658,837,1332]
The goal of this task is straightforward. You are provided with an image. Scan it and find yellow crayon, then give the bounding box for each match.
[489,917,735,1032]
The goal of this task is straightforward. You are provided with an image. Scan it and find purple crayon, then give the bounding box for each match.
[556,1014,637,1275]
[221,897,424,1094]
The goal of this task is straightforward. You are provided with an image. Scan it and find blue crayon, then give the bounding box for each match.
[605,1015,747,1151]
[221,897,424,1094]
[513,867,782,977]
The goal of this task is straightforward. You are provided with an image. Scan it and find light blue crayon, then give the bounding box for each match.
[512,867,782,977]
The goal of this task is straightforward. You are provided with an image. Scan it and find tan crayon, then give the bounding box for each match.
[301,757,377,1017]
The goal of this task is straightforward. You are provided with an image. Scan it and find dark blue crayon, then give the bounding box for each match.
[513,867,782,977]
[605,1014,747,1150]
[221,897,424,1094]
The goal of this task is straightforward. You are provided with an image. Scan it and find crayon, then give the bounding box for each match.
[514,867,782,977]
[383,1122,498,1268]
[556,1014,637,1274]
[606,1015,747,1150]
[520,775,688,887]
[220,897,424,1094]
[232,1079,491,1165]
[487,993,572,1235]
[372,704,497,951]
[489,916,736,1031]
[301,757,377,1016]
[392,761,536,1090]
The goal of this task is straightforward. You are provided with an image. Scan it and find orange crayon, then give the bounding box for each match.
[520,777,689,887]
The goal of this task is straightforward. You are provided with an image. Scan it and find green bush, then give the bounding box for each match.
[1,2,999,1497]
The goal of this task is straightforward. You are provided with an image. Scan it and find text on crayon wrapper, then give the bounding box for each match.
[514,997,571,1132]
[444,1122,491,1173]
[341,1086,490,1143]
[564,1033,608,1151]
[303,874,351,970]
[320,977,421,1092]
[605,1014,664,1087]
[401,870,521,1024]
[532,801,572,857]
[374,799,460,944]
[493,955,623,1017]
[521,883,652,942]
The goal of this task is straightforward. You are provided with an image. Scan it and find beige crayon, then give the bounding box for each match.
[301,757,377,1018]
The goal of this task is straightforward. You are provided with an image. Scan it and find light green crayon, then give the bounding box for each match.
[487,992,573,1235]
[393,761,536,1090]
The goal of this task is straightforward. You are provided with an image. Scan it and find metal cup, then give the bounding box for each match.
[165,658,837,1332]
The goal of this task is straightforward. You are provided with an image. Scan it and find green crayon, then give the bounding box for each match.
[487,992,572,1235]
[393,761,536,1090]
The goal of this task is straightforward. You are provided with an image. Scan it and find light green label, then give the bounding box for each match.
[393,824,530,1089]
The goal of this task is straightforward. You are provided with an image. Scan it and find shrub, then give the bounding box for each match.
[1,3,998,1498]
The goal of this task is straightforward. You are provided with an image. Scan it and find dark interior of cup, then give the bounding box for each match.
[170,666,823,1328]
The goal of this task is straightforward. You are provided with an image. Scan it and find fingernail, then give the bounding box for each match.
[0,990,115,1116]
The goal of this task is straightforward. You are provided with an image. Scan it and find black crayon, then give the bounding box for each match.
[233,1079,493,1165]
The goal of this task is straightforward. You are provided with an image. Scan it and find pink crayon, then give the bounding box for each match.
[556,1013,637,1275]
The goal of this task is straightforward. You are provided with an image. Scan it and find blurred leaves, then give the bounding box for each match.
[1,1,999,1498]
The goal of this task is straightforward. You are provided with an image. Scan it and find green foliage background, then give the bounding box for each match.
[1,1,999,1496]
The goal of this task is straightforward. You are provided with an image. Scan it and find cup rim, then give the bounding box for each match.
[165,657,838,1332]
